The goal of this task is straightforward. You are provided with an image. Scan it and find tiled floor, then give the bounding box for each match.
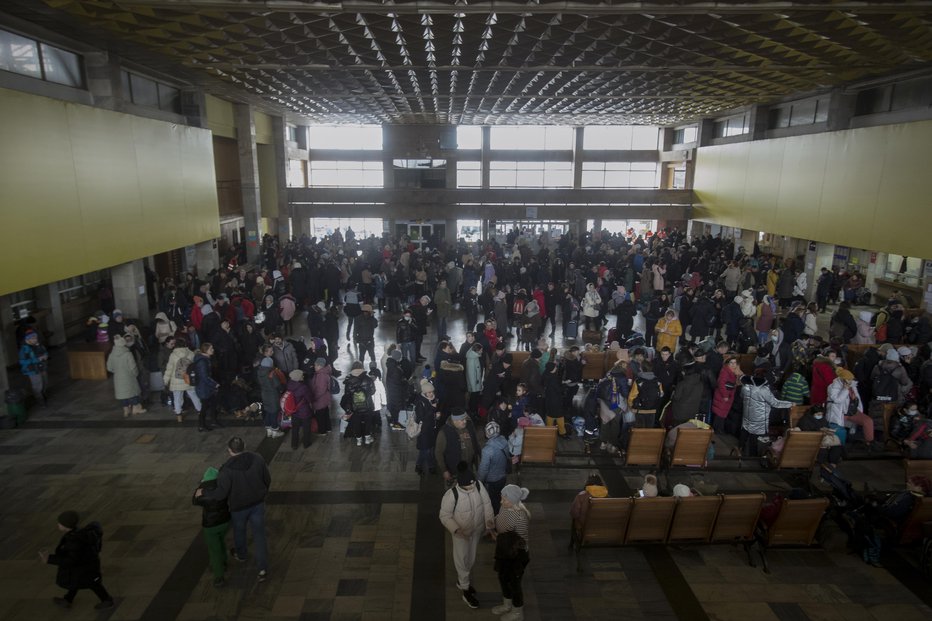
[0,304,929,620]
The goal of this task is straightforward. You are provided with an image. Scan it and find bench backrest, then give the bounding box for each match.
[520,426,558,464]
[625,428,666,467]
[906,459,932,485]
[670,428,713,468]
[579,497,633,547]
[788,405,808,428]
[625,496,677,543]
[898,496,932,545]
[777,431,823,470]
[766,497,829,547]
[581,352,609,381]
[710,493,765,543]
[510,351,530,378]
[667,495,723,543]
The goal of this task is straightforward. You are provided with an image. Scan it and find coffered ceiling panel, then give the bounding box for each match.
[4,1,931,124]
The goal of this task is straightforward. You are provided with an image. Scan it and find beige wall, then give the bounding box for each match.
[693,120,932,258]
[0,88,220,296]
[205,94,236,139]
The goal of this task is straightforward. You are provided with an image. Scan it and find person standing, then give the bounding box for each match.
[286,369,313,449]
[106,334,146,418]
[195,436,272,582]
[163,336,202,424]
[436,409,481,485]
[256,356,286,438]
[414,380,441,474]
[434,278,453,340]
[192,467,231,587]
[477,421,510,514]
[342,361,377,446]
[493,485,532,621]
[438,462,495,610]
[309,357,334,435]
[39,510,114,610]
[352,304,378,366]
[193,343,221,432]
[19,328,49,406]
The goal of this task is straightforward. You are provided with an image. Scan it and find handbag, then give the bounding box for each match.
[405,411,422,439]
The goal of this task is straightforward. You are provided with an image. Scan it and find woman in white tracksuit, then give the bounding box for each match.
[438,463,494,609]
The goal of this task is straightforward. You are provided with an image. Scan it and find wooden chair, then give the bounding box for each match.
[759,497,829,572]
[581,351,608,381]
[906,459,932,485]
[668,428,713,469]
[520,426,558,465]
[571,497,633,571]
[788,405,808,428]
[625,496,677,544]
[625,428,666,467]
[776,431,823,471]
[898,496,932,545]
[710,493,766,566]
[509,350,530,378]
[667,496,723,543]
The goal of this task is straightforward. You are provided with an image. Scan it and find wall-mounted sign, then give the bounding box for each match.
[525,206,538,219]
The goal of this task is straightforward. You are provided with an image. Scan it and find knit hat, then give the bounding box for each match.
[361,304,373,313]
[419,379,434,394]
[201,304,213,314]
[897,346,913,358]
[420,295,430,305]
[112,309,123,317]
[858,311,872,322]
[316,301,327,312]
[672,484,692,498]
[260,357,274,368]
[836,368,854,381]
[391,349,403,362]
[289,369,304,381]
[456,462,475,487]
[315,357,327,367]
[485,421,500,438]
[501,484,529,505]
[885,349,900,362]
[202,466,219,482]
[351,361,364,371]
[57,511,79,530]
[450,408,468,422]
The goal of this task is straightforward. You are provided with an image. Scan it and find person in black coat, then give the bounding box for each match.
[781,304,805,345]
[414,380,440,474]
[543,362,569,436]
[324,306,341,364]
[615,297,637,339]
[385,350,413,430]
[40,510,114,610]
[192,467,232,587]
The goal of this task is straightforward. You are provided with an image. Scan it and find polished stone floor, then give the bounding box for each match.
[0,304,929,621]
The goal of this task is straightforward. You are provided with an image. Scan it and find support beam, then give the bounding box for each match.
[271,115,292,241]
[235,103,263,264]
[111,260,151,325]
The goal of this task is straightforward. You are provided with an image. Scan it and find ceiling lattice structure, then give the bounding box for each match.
[6,1,932,124]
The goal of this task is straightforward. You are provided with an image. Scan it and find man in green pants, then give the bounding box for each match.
[192,467,231,587]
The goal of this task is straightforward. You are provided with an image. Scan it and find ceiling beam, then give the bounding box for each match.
[287,187,695,204]
[193,63,889,73]
[115,1,932,16]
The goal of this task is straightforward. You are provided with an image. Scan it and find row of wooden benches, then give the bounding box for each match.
[571,492,932,572]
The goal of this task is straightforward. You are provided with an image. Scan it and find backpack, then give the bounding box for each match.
[175,355,193,385]
[81,521,104,555]
[329,375,341,395]
[350,382,374,412]
[280,390,299,415]
[633,377,661,411]
[872,366,899,403]
[512,298,525,316]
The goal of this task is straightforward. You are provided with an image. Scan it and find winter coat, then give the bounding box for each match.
[711,365,739,420]
[826,378,863,427]
[106,339,140,400]
[438,360,468,410]
[396,317,417,343]
[690,296,717,339]
[756,300,775,333]
[669,367,707,425]
[781,312,805,345]
[477,434,510,484]
[163,347,197,392]
[870,360,913,404]
[521,358,544,396]
[272,342,299,374]
[414,394,440,450]
[741,377,792,435]
[803,311,819,337]
[777,270,795,299]
[439,482,494,537]
[353,313,378,343]
[286,379,312,419]
[582,289,601,318]
[192,352,218,400]
[436,417,480,474]
[192,479,231,528]
[543,371,564,417]
[466,347,484,393]
[257,363,283,415]
[655,315,682,353]
[385,358,412,407]
[810,358,836,406]
[202,451,271,512]
[721,266,742,292]
[853,314,875,345]
[794,272,808,297]
[652,264,666,291]
[47,527,102,590]
[434,286,452,318]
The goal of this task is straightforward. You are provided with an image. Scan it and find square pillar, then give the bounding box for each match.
[271,115,292,241]
[235,104,262,264]
[35,284,67,347]
[111,260,150,325]
[196,240,220,276]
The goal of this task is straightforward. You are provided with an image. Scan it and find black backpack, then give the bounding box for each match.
[81,521,104,555]
[872,366,899,403]
[633,377,662,411]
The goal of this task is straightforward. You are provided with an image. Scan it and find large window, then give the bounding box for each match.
[0,28,84,88]
[456,219,482,242]
[457,126,483,149]
[309,161,383,187]
[457,161,481,188]
[489,126,573,150]
[588,219,657,237]
[309,217,384,240]
[308,126,382,150]
[584,126,659,150]
[121,70,181,113]
[581,162,659,189]
[489,161,572,188]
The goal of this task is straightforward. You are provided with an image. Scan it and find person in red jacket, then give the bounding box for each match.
[711,356,743,434]
[810,351,838,406]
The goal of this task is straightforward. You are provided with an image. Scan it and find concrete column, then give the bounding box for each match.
[35,284,66,347]
[271,115,292,241]
[572,127,584,189]
[111,260,150,325]
[0,297,17,392]
[195,240,220,276]
[84,51,122,111]
[697,118,716,148]
[235,104,262,264]
[826,88,858,132]
[445,218,457,244]
[481,127,491,189]
[747,104,769,140]
[295,216,311,239]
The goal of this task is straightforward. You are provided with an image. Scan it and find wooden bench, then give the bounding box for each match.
[788,405,808,428]
[758,497,829,572]
[625,428,666,468]
[668,495,723,543]
[570,497,633,571]
[898,496,932,546]
[67,342,112,380]
[667,428,713,469]
[776,431,823,471]
[509,350,530,378]
[520,426,558,465]
[581,351,610,381]
[625,496,677,544]
[905,459,932,486]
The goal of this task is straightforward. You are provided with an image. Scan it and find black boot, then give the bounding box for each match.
[198,410,211,432]
[212,412,225,428]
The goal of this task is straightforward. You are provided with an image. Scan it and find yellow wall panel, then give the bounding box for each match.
[257,143,278,219]
[205,94,236,139]
[0,88,220,296]
[694,120,932,258]
[254,111,274,145]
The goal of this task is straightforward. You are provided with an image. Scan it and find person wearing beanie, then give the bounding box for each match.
[413,380,440,474]
[192,467,232,587]
[672,483,693,497]
[106,334,146,419]
[385,349,413,431]
[436,408,481,484]
[40,511,114,610]
[18,328,49,406]
[826,366,877,449]
[477,420,511,514]
[308,357,334,435]
[257,354,286,438]
[353,303,379,366]
[438,461,495,610]
[341,360,378,446]
[285,368,313,450]
[870,345,913,411]
[493,484,532,620]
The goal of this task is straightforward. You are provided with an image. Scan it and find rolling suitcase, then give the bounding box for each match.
[565,317,579,339]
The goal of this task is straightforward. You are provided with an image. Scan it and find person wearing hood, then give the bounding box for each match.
[830,301,857,343]
[153,311,177,344]
[309,357,334,435]
[519,300,542,350]
[438,462,495,610]
[740,370,793,456]
[870,348,913,407]
[853,310,876,345]
[477,421,511,514]
[655,309,683,353]
[106,334,145,418]
[493,485,532,621]
[271,334,299,375]
[256,356,285,438]
[803,302,820,337]
[581,283,602,332]
[341,361,378,446]
[827,368,876,448]
[199,303,221,344]
[39,510,114,610]
[756,328,792,379]
[438,357,468,414]
[192,467,232,588]
[285,369,313,449]
[570,475,610,532]
[195,436,271,583]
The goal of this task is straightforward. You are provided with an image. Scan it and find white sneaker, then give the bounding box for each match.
[268,429,285,438]
[356,438,363,446]
[365,435,374,445]
[265,427,272,438]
